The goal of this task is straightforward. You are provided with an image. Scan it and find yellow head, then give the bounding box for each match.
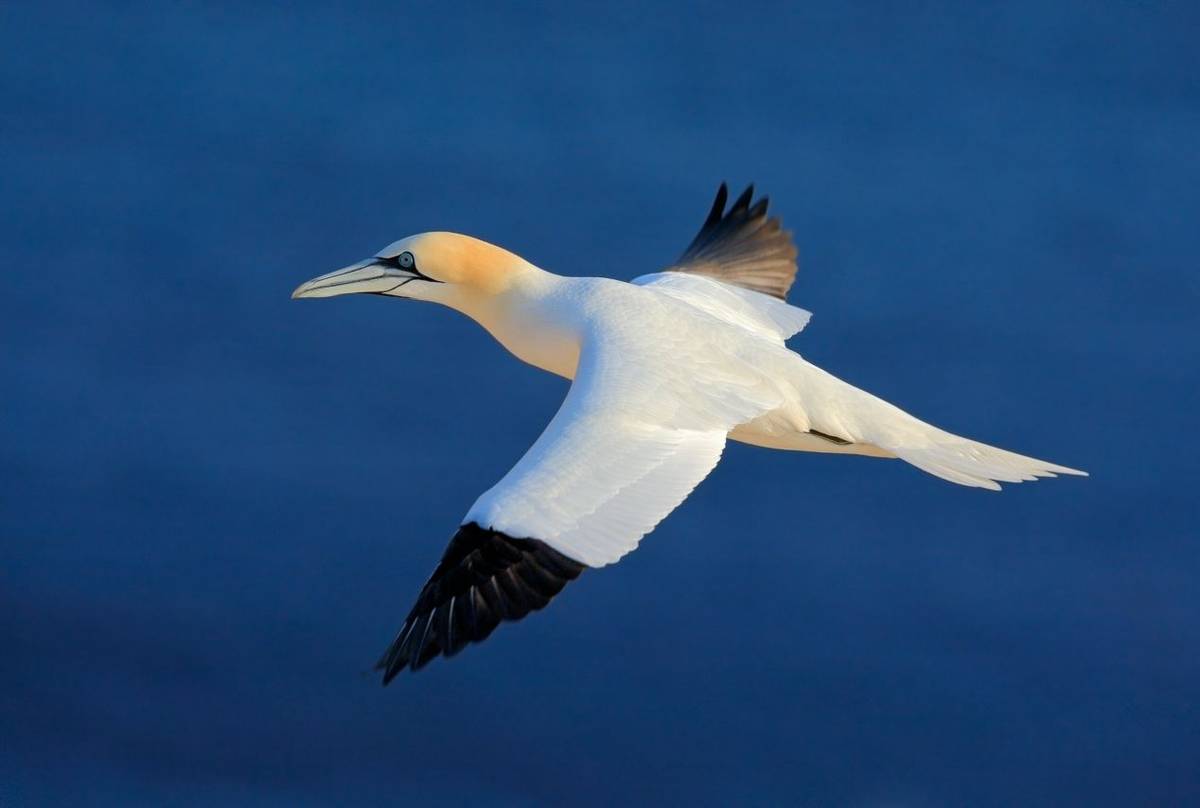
[291,231,529,305]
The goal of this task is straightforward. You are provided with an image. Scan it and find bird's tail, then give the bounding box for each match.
[885,428,1087,491]
[786,359,1088,490]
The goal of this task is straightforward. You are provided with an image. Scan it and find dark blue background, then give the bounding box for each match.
[2,3,1197,805]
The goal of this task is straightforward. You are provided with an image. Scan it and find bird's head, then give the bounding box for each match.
[291,232,528,308]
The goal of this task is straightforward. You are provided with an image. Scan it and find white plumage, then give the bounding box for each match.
[468,278,785,566]
[291,183,1086,679]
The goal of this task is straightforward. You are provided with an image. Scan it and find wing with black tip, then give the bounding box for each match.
[375,295,782,681]
[375,522,585,681]
[665,183,799,301]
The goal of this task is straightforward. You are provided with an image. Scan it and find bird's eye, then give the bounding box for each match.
[398,252,415,269]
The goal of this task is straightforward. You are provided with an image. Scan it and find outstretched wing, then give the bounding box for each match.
[664,183,799,301]
[376,294,782,680]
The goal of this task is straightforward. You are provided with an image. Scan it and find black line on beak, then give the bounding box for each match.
[374,255,443,284]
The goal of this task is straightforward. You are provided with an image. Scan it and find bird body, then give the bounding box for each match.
[292,184,1086,680]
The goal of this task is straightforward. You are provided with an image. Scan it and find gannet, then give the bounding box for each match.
[292,184,1086,682]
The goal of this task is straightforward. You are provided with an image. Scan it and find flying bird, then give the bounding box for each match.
[292,184,1086,683]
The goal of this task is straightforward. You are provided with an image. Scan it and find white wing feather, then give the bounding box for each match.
[632,272,811,344]
[467,289,783,567]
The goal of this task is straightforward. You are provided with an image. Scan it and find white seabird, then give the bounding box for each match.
[292,184,1086,681]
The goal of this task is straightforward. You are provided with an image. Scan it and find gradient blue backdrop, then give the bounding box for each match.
[2,3,1197,806]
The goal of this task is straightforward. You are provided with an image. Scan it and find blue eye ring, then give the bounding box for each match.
[398,251,415,269]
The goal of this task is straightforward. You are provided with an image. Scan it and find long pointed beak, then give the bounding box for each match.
[291,259,416,299]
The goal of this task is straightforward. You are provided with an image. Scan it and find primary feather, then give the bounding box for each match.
[664,183,800,300]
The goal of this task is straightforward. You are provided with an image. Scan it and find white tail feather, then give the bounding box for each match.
[778,357,1088,491]
[889,431,1087,491]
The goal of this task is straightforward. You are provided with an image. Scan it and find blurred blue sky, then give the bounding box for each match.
[1,2,1197,805]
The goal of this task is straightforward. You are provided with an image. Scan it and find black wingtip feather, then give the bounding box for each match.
[732,184,754,213]
[704,183,729,230]
[376,522,587,682]
[669,182,799,300]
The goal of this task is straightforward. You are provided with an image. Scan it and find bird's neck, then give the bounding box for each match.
[449,264,583,380]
